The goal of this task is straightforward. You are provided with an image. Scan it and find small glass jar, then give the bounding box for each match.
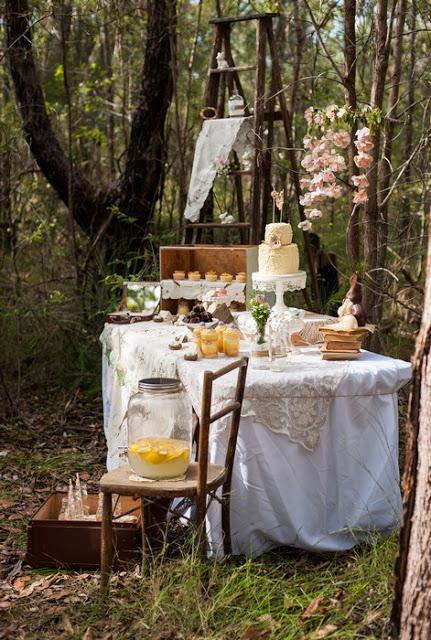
[228,94,245,117]
[223,327,240,356]
[215,324,227,352]
[193,327,203,351]
[200,329,218,358]
[127,378,192,480]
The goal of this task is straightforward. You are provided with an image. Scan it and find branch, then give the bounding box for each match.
[303,0,346,85]
[5,0,98,232]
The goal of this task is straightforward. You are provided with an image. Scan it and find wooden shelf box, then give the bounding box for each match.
[159,245,258,312]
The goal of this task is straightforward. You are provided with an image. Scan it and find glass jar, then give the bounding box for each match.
[223,327,240,356]
[200,329,218,358]
[193,327,203,351]
[127,378,192,480]
[228,93,245,117]
[215,324,227,352]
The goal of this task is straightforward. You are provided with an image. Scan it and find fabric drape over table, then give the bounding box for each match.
[100,321,411,555]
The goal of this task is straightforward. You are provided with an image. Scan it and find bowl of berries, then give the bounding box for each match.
[181,304,218,330]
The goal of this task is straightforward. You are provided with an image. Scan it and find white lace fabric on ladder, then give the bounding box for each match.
[184,117,253,222]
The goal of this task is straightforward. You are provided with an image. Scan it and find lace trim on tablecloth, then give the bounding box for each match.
[161,279,246,303]
[178,361,348,451]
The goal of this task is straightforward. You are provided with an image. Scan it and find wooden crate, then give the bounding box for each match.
[26,493,141,570]
[160,245,258,312]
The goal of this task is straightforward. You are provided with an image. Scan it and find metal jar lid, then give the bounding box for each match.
[138,378,182,393]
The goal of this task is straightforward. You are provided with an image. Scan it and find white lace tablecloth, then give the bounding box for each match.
[100,321,411,555]
[161,279,246,304]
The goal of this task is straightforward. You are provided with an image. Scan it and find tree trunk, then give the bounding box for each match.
[363,0,390,327]
[378,0,408,270]
[5,0,175,248]
[391,217,431,639]
[343,0,359,267]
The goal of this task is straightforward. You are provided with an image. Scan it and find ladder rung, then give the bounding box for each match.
[264,111,283,120]
[209,13,279,25]
[185,222,251,229]
[209,65,256,75]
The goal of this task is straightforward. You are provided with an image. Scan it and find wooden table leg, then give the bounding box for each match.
[101,491,113,593]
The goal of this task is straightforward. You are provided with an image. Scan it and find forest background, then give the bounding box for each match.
[0,2,430,638]
[1,0,429,406]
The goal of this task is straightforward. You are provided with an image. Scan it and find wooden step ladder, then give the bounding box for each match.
[182,12,320,302]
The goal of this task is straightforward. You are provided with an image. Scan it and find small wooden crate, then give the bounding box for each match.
[159,244,258,312]
[26,493,141,570]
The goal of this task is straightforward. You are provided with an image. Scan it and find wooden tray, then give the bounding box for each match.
[26,493,141,570]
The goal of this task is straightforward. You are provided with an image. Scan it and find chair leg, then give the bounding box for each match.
[140,498,149,571]
[100,491,113,593]
[196,495,207,559]
[221,492,232,556]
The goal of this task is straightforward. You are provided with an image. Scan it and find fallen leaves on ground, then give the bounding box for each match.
[301,595,324,621]
[312,624,338,638]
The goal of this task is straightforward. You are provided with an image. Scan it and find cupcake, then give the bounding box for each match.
[173,270,185,281]
[205,270,218,282]
[188,271,201,281]
[220,272,233,283]
[235,272,246,283]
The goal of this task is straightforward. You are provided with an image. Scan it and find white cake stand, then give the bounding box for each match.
[252,271,307,312]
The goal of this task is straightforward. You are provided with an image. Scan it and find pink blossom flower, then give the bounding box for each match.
[329,155,347,171]
[305,208,323,219]
[356,126,371,140]
[351,174,369,188]
[311,173,325,188]
[300,193,314,207]
[337,107,347,118]
[313,112,324,126]
[325,106,339,122]
[355,139,374,153]
[353,189,368,204]
[299,178,311,190]
[354,152,373,169]
[321,170,336,183]
[332,131,351,149]
[325,184,343,199]
[298,220,312,231]
[254,294,267,304]
[304,107,314,124]
[301,154,315,171]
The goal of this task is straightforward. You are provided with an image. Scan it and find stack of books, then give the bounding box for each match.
[319,327,369,360]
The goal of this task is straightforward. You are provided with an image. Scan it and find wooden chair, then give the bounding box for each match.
[99,357,248,591]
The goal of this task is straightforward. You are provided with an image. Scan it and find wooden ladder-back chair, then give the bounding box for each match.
[99,357,248,592]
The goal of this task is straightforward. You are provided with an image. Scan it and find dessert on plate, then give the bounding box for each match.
[205,270,218,282]
[188,271,201,281]
[220,272,233,283]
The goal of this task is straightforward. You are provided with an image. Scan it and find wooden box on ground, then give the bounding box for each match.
[26,493,141,570]
[159,245,258,312]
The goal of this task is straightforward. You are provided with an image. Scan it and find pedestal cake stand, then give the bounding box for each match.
[252,271,307,312]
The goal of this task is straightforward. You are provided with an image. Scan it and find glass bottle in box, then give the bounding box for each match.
[127,378,192,480]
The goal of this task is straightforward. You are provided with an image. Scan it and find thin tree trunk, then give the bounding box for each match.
[378,0,408,269]
[343,0,359,267]
[399,0,417,256]
[391,217,431,639]
[363,0,391,326]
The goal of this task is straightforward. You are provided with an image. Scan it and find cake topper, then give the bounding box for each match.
[271,189,284,223]
[345,272,366,326]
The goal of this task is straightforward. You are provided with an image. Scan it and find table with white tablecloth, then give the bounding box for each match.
[100,321,411,557]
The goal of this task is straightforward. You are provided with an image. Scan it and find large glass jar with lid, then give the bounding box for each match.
[127,378,193,480]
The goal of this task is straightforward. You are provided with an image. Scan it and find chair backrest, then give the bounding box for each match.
[196,357,248,501]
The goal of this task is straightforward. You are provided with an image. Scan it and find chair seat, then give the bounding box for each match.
[100,462,227,498]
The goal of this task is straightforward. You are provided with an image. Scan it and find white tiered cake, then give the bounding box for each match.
[258,222,300,275]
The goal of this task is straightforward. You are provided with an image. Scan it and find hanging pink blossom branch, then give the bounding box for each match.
[298,105,380,231]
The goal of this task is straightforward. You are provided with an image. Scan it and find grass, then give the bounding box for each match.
[0,395,400,639]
